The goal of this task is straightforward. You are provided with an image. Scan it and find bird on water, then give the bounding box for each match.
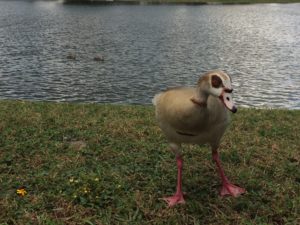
[153,70,245,207]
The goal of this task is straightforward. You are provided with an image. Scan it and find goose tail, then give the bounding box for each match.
[152,93,162,106]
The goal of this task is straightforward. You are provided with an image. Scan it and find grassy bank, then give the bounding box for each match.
[0,100,299,224]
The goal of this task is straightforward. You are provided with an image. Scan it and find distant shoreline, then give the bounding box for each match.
[62,0,300,5]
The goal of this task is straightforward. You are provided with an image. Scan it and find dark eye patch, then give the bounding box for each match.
[211,75,223,88]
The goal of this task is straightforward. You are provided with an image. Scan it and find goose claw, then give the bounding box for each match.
[220,183,246,197]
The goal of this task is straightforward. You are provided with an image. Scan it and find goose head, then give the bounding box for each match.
[198,70,237,113]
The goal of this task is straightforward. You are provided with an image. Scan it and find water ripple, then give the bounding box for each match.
[0,2,299,109]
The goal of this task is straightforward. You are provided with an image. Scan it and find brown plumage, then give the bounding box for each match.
[153,70,245,207]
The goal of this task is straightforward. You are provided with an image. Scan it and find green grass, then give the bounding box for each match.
[0,100,299,224]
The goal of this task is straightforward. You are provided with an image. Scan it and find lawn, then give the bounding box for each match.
[0,100,299,224]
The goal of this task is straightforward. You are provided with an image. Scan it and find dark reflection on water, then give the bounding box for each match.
[0,1,299,109]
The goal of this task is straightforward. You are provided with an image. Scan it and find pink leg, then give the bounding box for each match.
[212,149,245,197]
[163,155,185,207]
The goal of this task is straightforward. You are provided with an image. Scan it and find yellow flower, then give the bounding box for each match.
[16,188,27,197]
[94,178,99,182]
[83,187,90,193]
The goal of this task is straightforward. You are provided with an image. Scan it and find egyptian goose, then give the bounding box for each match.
[94,54,104,61]
[67,52,76,60]
[153,70,245,207]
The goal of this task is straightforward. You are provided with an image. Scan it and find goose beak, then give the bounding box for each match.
[219,90,237,113]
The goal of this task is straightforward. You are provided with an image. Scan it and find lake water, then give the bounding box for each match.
[0,1,299,109]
